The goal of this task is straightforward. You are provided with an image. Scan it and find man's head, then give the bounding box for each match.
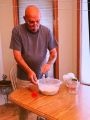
[24,5,41,33]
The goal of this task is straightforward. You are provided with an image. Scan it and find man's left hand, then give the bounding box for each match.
[41,63,51,74]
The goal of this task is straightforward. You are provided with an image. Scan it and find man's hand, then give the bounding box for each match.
[41,63,51,74]
[27,70,37,84]
[41,48,57,74]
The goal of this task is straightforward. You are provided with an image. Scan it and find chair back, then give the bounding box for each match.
[9,64,17,90]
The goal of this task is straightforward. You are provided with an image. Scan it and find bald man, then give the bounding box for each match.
[10,5,58,120]
[10,5,58,86]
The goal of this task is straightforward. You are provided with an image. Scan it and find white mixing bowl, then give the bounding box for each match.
[37,78,62,95]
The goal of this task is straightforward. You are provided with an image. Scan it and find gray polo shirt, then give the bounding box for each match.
[10,23,58,80]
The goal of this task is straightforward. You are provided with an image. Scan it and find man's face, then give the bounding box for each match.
[25,15,40,33]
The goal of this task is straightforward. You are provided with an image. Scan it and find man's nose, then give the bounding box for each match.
[33,21,38,26]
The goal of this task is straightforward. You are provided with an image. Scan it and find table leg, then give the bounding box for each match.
[37,116,46,120]
[19,107,28,120]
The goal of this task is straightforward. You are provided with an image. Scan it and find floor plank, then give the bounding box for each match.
[0,103,37,120]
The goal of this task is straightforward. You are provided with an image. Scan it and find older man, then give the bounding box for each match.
[10,5,58,120]
[10,5,57,86]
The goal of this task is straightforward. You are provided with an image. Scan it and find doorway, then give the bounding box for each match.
[12,0,59,78]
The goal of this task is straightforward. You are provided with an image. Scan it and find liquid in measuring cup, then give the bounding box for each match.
[67,80,79,94]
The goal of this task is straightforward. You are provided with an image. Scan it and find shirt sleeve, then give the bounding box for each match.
[10,26,22,51]
[47,29,58,51]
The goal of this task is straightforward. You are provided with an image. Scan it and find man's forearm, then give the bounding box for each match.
[47,48,57,65]
[13,50,32,74]
[13,50,37,84]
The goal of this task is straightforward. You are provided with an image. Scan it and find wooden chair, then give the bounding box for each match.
[9,64,17,91]
[9,64,45,120]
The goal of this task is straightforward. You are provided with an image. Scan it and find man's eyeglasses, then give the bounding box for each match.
[27,19,40,25]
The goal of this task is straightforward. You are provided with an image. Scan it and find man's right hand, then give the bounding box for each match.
[27,70,38,85]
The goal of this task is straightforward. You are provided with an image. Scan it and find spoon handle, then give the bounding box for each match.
[42,74,47,83]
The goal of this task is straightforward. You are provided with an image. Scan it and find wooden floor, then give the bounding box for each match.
[0,104,18,120]
[0,103,37,120]
[0,93,38,120]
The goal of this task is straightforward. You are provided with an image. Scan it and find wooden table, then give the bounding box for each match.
[9,83,90,120]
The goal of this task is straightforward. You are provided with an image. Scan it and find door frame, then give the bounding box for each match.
[77,0,80,79]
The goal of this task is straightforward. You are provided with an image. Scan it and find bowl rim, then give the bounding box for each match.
[37,77,62,85]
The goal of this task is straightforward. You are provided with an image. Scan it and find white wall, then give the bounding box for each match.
[0,33,4,80]
[58,0,77,79]
[0,0,15,80]
[0,0,77,80]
